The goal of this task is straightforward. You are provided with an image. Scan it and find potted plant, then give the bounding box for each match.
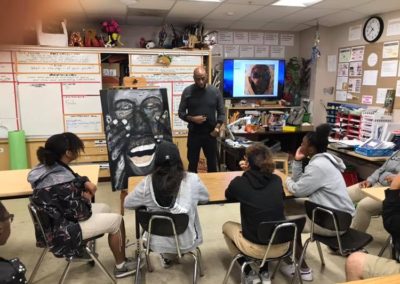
[284,57,311,106]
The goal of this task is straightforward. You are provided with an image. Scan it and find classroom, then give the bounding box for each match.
[1,0,400,283]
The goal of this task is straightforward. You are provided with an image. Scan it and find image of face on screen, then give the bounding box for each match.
[245,64,274,95]
[101,89,172,190]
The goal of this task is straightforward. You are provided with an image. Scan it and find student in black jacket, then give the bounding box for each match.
[222,143,291,284]
[346,174,400,280]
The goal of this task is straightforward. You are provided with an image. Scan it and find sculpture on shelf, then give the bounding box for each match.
[101,19,124,47]
[84,29,104,47]
[69,32,84,47]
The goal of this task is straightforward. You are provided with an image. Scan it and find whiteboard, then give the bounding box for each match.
[16,64,100,74]
[18,83,64,136]
[16,52,99,64]
[0,64,13,73]
[0,83,17,118]
[0,74,13,82]
[64,114,103,134]
[131,66,195,74]
[131,73,193,81]
[0,119,18,138]
[0,51,12,62]
[173,81,192,95]
[62,82,102,95]
[63,95,102,114]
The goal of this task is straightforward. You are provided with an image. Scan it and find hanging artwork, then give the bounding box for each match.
[100,88,172,190]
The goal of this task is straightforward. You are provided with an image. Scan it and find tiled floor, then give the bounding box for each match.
[1,182,389,283]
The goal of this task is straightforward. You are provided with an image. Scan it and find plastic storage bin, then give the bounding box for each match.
[355,147,393,157]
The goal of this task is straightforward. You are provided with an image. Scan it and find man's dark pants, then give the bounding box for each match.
[187,131,217,173]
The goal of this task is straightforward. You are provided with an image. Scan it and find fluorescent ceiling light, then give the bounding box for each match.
[187,0,224,2]
[272,0,322,7]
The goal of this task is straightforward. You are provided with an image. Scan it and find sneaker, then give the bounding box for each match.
[280,262,313,281]
[159,254,173,268]
[242,270,261,284]
[259,271,271,284]
[114,257,137,278]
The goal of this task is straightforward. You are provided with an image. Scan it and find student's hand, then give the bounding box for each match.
[385,175,397,184]
[294,146,305,161]
[239,160,249,171]
[359,180,372,188]
[389,175,400,190]
[190,115,207,124]
[84,181,97,196]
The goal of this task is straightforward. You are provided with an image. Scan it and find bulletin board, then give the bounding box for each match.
[334,41,400,110]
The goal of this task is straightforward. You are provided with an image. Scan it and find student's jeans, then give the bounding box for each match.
[187,131,217,173]
[348,182,382,232]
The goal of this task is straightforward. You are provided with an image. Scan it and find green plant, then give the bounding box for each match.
[285,57,312,103]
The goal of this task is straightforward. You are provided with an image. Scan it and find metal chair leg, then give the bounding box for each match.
[28,247,48,284]
[223,254,243,284]
[145,252,153,272]
[271,258,282,279]
[292,261,303,284]
[85,246,116,284]
[58,261,72,284]
[298,238,311,271]
[379,236,391,257]
[196,247,204,277]
[135,251,142,284]
[189,251,199,284]
[316,241,325,266]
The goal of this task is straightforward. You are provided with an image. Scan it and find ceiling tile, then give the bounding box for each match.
[122,0,176,10]
[201,19,235,29]
[79,0,126,14]
[349,0,400,15]
[260,22,297,31]
[318,10,366,27]
[276,7,340,24]
[167,1,219,19]
[203,3,262,20]
[126,15,164,25]
[228,21,265,29]
[291,24,313,31]
[311,0,374,9]
[247,6,302,22]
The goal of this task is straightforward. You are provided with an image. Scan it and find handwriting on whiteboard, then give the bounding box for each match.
[16,52,99,64]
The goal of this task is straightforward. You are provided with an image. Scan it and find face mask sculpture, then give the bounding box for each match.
[100,88,172,190]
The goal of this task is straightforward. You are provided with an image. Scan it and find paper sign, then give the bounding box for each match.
[349,62,363,76]
[396,80,400,97]
[383,41,399,58]
[351,46,365,61]
[280,34,294,46]
[336,91,347,101]
[362,95,373,104]
[248,32,264,44]
[338,63,349,76]
[349,25,362,41]
[362,70,378,86]
[234,32,249,44]
[264,33,279,45]
[218,31,234,44]
[381,60,398,77]
[376,88,388,104]
[387,18,400,36]
[239,45,254,57]
[224,45,239,58]
[327,55,337,72]
[336,76,348,90]
[254,46,269,57]
[270,46,285,58]
[339,48,351,62]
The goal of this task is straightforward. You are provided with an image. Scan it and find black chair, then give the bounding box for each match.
[223,217,306,284]
[299,200,373,267]
[134,208,204,284]
[27,203,116,284]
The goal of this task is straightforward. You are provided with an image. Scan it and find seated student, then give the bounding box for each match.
[346,174,400,281]
[281,124,355,280]
[348,150,400,232]
[124,141,209,267]
[0,201,27,284]
[223,144,307,284]
[27,132,136,279]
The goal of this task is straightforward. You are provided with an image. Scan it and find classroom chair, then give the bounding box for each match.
[27,203,116,284]
[135,208,204,284]
[223,217,306,284]
[299,200,373,267]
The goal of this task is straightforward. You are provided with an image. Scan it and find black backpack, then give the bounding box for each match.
[0,257,27,284]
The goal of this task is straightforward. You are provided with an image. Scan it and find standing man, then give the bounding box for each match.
[178,66,225,172]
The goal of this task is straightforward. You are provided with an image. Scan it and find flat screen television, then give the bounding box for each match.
[222,58,285,101]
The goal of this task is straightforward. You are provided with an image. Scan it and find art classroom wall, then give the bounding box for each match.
[300,9,400,125]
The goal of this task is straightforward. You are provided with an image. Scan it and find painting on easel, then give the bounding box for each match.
[100,88,172,190]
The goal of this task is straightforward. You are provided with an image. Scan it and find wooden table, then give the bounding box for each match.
[360,186,387,202]
[127,170,292,204]
[0,164,100,199]
[340,273,400,283]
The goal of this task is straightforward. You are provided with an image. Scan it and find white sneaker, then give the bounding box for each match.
[242,270,261,284]
[280,262,313,281]
[259,271,271,284]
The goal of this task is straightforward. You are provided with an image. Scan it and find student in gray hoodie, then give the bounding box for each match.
[124,141,209,268]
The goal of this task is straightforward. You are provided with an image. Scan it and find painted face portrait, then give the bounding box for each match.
[245,64,273,95]
[101,88,172,190]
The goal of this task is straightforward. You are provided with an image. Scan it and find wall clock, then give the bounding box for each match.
[363,16,384,43]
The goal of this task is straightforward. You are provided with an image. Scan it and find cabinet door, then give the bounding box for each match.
[0,141,9,170]
[173,137,188,170]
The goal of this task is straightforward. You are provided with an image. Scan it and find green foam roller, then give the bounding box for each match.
[8,130,28,170]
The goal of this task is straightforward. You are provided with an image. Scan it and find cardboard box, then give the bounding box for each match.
[101,63,120,77]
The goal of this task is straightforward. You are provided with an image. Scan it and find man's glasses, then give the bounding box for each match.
[1,213,14,223]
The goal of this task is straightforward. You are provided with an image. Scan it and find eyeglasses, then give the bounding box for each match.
[1,214,14,223]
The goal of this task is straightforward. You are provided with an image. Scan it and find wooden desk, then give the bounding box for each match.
[127,170,292,203]
[340,273,400,283]
[0,164,100,199]
[361,186,387,202]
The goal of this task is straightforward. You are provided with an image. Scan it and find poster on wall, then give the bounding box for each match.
[100,88,172,190]
[338,63,349,76]
[349,62,363,76]
[339,48,351,62]
[350,46,365,61]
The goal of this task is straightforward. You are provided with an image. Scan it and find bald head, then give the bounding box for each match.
[193,66,207,89]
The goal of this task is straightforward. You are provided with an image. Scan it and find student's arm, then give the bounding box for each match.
[192,174,209,204]
[290,160,304,181]
[383,175,400,237]
[286,163,322,197]
[367,157,391,185]
[225,177,241,201]
[124,178,147,209]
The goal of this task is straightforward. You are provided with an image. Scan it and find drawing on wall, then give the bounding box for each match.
[100,88,172,190]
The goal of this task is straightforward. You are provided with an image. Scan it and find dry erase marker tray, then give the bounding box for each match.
[355,147,393,157]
